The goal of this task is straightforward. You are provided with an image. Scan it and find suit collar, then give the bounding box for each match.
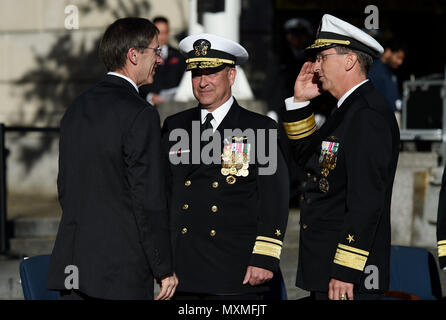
[216,99,241,134]
[337,79,369,107]
[103,74,139,94]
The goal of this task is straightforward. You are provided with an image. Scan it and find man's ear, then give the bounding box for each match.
[345,53,357,71]
[128,48,138,65]
[228,67,237,86]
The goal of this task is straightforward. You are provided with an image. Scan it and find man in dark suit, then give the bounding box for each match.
[282,14,400,300]
[139,16,186,107]
[162,33,289,300]
[46,17,178,300]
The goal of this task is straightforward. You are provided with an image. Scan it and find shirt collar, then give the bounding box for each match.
[107,72,139,93]
[337,79,369,108]
[201,96,234,132]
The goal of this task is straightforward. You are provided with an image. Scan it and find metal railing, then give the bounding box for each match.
[0,124,59,255]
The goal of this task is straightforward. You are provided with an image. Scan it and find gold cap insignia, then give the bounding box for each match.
[193,39,210,57]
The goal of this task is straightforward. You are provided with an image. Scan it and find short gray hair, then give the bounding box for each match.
[334,46,374,75]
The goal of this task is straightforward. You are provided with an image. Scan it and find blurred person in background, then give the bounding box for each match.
[369,38,407,127]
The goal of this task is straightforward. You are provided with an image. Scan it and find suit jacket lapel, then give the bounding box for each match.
[185,105,203,178]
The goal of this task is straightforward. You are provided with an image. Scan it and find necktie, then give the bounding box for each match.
[201,113,214,158]
[202,113,214,131]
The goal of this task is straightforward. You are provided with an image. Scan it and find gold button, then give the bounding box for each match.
[211,205,218,213]
[306,172,311,178]
[302,224,308,230]
[212,181,219,188]
[182,204,189,210]
[181,227,188,234]
[185,180,191,187]
[226,175,236,184]
[210,230,216,237]
[313,177,317,183]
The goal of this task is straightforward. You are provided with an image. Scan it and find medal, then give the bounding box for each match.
[229,167,237,175]
[319,178,329,193]
[221,168,229,176]
[241,169,249,177]
[321,168,329,177]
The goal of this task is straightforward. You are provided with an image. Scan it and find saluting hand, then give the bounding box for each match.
[243,266,273,286]
[293,61,322,102]
[155,273,178,300]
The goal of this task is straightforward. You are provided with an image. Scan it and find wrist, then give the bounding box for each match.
[293,96,308,103]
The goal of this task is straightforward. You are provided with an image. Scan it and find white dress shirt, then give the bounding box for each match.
[201,96,234,133]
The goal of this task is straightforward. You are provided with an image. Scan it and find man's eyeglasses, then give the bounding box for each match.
[315,52,347,62]
[146,46,162,57]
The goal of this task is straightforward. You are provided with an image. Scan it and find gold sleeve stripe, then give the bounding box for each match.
[256,236,283,246]
[283,114,316,134]
[338,244,369,257]
[287,125,317,140]
[438,240,446,245]
[252,241,282,260]
[333,248,368,271]
[439,245,446,258]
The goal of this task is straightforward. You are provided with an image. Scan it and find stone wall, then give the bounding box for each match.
[0,0,190,195]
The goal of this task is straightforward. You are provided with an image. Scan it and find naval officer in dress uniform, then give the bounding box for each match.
[282,14,400,300]
[162,33,290,300]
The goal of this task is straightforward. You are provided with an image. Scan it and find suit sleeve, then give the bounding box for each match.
[330,108,392,284]
[437,168,446,269]
[249,121,290,272]
[161,118,173,212]
[282,102,318,165]
[123,107,173,279]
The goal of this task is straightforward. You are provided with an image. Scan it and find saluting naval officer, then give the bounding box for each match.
[282,14,400,300]
[162,33,290,300]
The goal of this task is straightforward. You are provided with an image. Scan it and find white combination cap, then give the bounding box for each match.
[179,33,249,71]
[306,14,384,58]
